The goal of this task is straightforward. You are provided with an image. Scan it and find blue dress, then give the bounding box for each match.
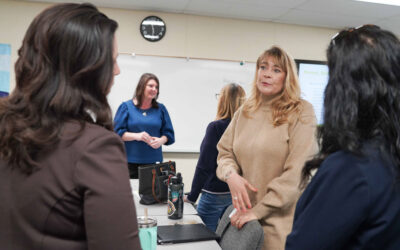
[113,100,175,164]
[187,119,232,231]
[286,143,400,250]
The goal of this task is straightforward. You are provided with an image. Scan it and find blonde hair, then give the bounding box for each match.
[242,46,302,126]
[216,83,246,120]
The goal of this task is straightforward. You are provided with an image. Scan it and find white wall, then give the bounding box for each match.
[0,0,337,192]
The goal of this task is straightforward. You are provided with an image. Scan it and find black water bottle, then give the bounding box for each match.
[168,172,184,219]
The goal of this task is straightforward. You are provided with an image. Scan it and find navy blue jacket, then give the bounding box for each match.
[187,119,231,202]
[286,143,400,250]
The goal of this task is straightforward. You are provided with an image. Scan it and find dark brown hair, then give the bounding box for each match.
[133,73,160,108]
[0,3,118,174]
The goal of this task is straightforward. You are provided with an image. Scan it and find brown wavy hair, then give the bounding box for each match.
[134,73,160,108]
[216,83,246,120]
[242,46,302,126]
[0,3,118,174]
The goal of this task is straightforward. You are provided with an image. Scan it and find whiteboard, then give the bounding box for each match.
[108,54,255,152]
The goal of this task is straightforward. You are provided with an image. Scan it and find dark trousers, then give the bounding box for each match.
[128,163,152,179]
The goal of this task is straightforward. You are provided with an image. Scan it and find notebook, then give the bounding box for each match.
[157,223,220,244]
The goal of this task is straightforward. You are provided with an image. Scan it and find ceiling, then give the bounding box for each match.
[25,0,400,35]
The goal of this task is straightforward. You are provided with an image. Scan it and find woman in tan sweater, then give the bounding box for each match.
[216,46,317,249]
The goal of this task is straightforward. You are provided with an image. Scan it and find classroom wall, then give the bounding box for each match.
[0,0,337,193]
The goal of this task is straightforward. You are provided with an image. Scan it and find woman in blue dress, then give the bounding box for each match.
[184,83,246,231]
[114,73,175,178]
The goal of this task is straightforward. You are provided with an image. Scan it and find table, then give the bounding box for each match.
[130,180,221,249]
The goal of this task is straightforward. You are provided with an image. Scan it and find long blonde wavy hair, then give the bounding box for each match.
[216,83,246,120]
[242,46,302,126]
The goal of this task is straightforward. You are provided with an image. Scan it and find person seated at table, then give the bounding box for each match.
[0,3,141,249]
[184,83,246,231]
[286,25,400,249]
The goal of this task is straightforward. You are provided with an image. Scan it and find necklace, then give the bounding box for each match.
[142,112,147,116]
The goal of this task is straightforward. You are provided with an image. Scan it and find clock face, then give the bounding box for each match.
[140,16,166,42]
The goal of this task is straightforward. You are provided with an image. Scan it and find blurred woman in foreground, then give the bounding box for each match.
[0,3,141,249]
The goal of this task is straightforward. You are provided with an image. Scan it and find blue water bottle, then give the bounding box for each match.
[168,172,184,219]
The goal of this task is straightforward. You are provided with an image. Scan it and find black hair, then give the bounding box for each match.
[302,25,400,185]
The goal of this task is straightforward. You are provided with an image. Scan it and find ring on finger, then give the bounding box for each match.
[233,196,238,200]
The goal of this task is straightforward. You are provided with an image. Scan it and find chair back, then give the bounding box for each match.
[216,205,264,250]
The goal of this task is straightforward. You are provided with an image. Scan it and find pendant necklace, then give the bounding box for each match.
[142,112,147,116]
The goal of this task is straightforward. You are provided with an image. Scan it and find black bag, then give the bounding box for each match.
[138,161,176,205]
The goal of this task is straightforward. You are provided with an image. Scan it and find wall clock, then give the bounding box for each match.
[140,16,166,42]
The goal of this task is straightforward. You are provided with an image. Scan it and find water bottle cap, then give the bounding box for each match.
[171,172,182,184]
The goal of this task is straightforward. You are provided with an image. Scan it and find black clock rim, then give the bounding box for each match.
[140,15,166,42]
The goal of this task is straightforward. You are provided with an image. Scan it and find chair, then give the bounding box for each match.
[216,205,264,250]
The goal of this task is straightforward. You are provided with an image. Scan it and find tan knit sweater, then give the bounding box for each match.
[217,98,318,250]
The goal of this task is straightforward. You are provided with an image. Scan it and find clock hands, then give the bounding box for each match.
[140,16,166,42]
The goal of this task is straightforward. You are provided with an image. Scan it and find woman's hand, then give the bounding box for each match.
[227,172,257,212]
[121,131,152,143]
[136,132,152,144]
[230,209,258,229]
[149,136,167,149]
[183,195,193,203]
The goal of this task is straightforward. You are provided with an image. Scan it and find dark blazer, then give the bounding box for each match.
[0,122,141,250]
[286,143,400,250]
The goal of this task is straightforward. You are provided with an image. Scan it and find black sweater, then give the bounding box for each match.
[187,118,231,202]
